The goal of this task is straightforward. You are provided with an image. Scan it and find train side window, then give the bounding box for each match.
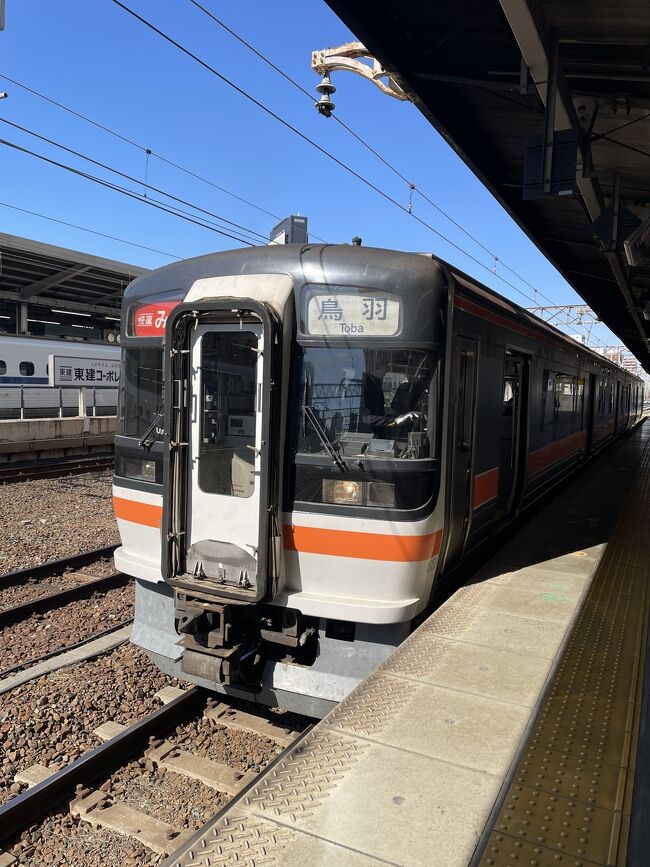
[577,377,585,427]
[0,360,6,375]
[541,371,555,429]
[456,351,473,450]
[19,361,35,376]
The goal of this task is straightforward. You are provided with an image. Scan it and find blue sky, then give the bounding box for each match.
[0,0,619,348]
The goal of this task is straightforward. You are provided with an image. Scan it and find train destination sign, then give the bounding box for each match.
[133,301,181,336]
[306,292,401,336]
[49,355,120,387]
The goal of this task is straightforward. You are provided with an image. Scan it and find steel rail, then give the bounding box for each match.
[0,618,133,685]
[0,454,114,484]
[0,571,131,628]
[162,721,314,867]
[0,687,206,845]
[0,544,118,590]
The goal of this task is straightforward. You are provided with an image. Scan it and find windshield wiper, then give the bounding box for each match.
[303,405,348,473]
[139,410,164,451]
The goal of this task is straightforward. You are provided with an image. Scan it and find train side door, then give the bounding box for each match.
[495,352,528,520]
[586,373,596,453]
[444,336,477,568]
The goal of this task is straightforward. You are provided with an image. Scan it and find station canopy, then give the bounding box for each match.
[327,0,650,372]
[0,233,147,340]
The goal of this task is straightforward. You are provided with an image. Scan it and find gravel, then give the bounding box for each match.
[0,584,134,673]
[0,642,181,806]
[8,812,159,867]
[0,470,118,574]
[0,573,89,611]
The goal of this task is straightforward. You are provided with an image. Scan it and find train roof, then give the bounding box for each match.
[124,244,642,382]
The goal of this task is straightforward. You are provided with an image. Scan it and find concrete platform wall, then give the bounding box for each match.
[0,416,116,462]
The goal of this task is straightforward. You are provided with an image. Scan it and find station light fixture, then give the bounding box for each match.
[51,309,92,317]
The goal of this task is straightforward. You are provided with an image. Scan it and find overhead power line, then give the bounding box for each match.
[185,0,563,311]
[184,0,613,351]
[0,200,182,259]
[0,117,270,246]
[0,135,260,246]
[0,72,283,226]
[109,0,555,309]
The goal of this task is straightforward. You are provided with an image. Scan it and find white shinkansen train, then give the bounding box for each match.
[0,335,120,417]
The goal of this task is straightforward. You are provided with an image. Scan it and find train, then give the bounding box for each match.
[113,244,645,717]
[0,335,120,418]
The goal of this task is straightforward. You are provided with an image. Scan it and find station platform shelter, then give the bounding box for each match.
[0,232,146,341]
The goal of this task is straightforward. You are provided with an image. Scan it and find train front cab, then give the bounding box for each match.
[114,249,449,717]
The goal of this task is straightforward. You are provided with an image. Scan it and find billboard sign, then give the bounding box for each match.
[49,355,120,387]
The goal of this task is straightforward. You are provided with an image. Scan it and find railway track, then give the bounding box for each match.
[0,454,114,485]
[0,687,307,862]
[0,544,133,680]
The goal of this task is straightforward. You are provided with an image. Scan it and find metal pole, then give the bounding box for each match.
[19,385,23,420]
[542,31,558,194]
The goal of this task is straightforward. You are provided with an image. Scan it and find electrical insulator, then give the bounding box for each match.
[315,73,336,117]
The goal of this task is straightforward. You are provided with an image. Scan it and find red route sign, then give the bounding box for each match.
[133,301,181,336]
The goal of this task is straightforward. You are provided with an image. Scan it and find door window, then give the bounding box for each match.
[199,331,258,498]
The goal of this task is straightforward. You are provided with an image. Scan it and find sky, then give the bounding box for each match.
[0,0,622,350]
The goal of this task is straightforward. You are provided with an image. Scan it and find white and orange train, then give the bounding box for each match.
[113,245,644,717]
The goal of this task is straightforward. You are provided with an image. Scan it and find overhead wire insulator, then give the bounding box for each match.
[315,73,336,117]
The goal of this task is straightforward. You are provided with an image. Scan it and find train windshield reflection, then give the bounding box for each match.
[298,347,437,461]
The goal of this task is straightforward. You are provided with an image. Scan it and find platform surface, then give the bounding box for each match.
[165,423,649,867]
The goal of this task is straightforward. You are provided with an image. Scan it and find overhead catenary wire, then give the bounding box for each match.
[0,200,182,259]
[0,72,283,226]
[0,117,269,246]
[183,0,610,348]
[186,0,561,306]
[0,135,259,247]
[108,0,557,310]
[0,7,609,347]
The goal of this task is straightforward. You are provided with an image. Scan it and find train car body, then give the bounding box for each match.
[113,245,644,717]
[0,334,119,386]
[0,335,120,419]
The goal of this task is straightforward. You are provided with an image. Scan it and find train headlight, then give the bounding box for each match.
[323,479,363,505]
[322,479,395,507]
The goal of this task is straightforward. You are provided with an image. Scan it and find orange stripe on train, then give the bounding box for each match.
[473,467,499,509]
[527,430,586,479]
[283,525,442,562]
[113,496,163,528]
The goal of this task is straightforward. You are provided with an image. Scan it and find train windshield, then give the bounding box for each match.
[118,347,164,439]
[298,347,437,461]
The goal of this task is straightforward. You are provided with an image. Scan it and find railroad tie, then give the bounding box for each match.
[93,721,128,741]
[204,700,296,747]
[144,739,256,795]
[70,788,194,857]
[154,686,188,705]
[13,764,55,789]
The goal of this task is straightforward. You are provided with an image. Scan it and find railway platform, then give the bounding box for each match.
[165,421,649,867]
[0,416,115,463]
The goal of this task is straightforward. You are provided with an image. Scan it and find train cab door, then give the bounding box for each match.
[444,336,478,569]
[494,351,528,521]
[165,300,284,607]
[184,321,265,595]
